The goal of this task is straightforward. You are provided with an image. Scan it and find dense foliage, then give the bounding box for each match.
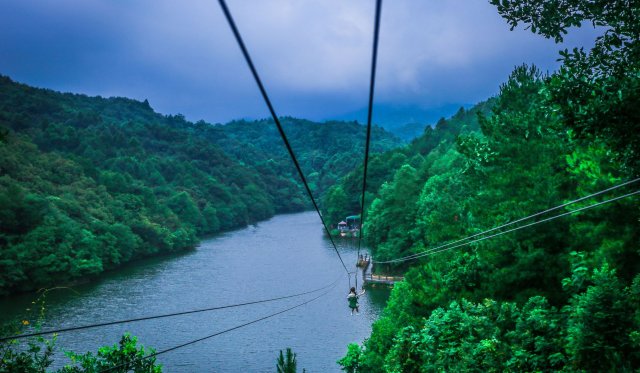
[211,118,401,201]
[334,2,640,370]
[322,101,493,227]
[1,295,160,372]
[492,0,640,172]
[0,333,161,372]
[0,77,401,295]
[276,348,299,373]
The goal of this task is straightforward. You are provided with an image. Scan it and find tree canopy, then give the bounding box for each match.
[0,76,401,295]
[332,3,640,367]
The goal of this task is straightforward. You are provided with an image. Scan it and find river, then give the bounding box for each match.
[0,212,389,372]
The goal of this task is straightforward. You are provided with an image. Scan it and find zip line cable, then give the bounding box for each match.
[92,189,640,370]
[373,177,640,263]
[21,1,636,367]
[101,282,339,373]
[406,189,640,261]
[376,189,640,263]
[0,277,341,342]
[6,0,385,344]
[217,0,349,277]
[356,0,383,290]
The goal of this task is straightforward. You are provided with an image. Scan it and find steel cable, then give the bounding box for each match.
[375,189,640,263]
[356,0,383,289]
[217,0,350,277]
[0,277,341,342]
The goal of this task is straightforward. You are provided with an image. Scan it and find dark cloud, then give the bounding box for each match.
[0,0,600,124]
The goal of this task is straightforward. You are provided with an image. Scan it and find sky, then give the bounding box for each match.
[0,0,601,125]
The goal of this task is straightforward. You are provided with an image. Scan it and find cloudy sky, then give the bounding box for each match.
[0,0,600,125]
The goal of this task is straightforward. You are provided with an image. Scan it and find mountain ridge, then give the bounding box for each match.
[0,74,402,295]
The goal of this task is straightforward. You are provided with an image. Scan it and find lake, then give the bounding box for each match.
[0,212,389,372]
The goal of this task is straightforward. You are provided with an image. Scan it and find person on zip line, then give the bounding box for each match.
[348,287,366,315]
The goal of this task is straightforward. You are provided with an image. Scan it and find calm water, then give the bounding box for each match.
[0,212,388,372]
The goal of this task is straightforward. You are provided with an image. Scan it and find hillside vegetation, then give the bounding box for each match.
[331,0,640,370]
[0,76,402,295]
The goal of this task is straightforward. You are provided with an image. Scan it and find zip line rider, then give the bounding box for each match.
[348,287,366,315]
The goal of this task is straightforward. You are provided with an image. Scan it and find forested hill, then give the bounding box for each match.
[330,3,640,369]
[0,75,402,295]
[322,100,494,225]
[204,118,401,198]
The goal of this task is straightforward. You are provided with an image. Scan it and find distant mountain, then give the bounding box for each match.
[391,122,429,142]
[331,103,472,141]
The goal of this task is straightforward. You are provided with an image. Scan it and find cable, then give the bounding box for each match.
[375,177,640,263]
[100,281,338,373]
[377,189,639,263]
[356,0,383,290]
[373,177,640,264]
[217,0,350,277]
[0,277,341,342]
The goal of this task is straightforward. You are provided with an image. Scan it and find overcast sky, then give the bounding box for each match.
[0,0,600,125]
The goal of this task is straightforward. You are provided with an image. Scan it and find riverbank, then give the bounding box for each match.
[0,212,389,372]
[0,207,304,299]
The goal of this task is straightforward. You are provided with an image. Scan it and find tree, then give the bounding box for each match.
[166,191,203,229]
[365,164,420,261]
[0,337,55,372]
[1,334,161,373]
[202,203,221,233]
[276,348,297,373]
[337,343,362,373]
[490,0,640,173]
[60,334,161,373]
[565,265,638,370]
[323,186,350,225]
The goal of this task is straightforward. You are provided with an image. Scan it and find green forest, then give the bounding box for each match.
[0,77,402,296]
[331,1,640,371]
[1,0,639,371]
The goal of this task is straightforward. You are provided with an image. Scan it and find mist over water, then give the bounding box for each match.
[1,212,389,372]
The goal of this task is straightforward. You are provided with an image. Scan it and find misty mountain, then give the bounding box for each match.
[331,103,472,141]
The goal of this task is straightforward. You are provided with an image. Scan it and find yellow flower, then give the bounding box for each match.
[21,320,29,326]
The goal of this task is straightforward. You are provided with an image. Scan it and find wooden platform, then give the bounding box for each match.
[363,273,404,286]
